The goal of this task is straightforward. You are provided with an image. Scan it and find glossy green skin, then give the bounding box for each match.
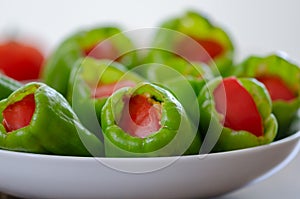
[42,27,138,97]
[146,10,234,77]
[67,57,144,135]
[101,83,201,157]
[235,54,300,139]
[0,74,22,100]
[198,77,277,152]
[0,82,104,156]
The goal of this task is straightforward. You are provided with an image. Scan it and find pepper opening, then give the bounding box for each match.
[2,94,36,132]
[118,94,162,138]
[213,77,264,137]
[175,37,224,63]
[256,76,296,101]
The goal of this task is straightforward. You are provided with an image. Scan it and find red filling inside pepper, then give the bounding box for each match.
[118,94,162,138]
[84,40,119,61]
[213,77,264,137]
[0,41,44,81]
[175,37,224,63]
[92,80,136,99]
[2,94,36,132]
[256,76,296,101]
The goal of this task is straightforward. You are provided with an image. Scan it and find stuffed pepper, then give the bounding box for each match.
[134,60,212,126]
[42,26,138,96]
[67,57,143,134]
[0,82,103,156]
[235,54,300,139]
[146,10,234,76]
[0,74,22,100]
[198,77,277,152]
[101,82,201,157]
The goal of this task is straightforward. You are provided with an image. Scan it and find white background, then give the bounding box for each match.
[0,0,299,63]
[0,0,300,198]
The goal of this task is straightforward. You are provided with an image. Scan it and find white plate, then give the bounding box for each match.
[0,131,299,199]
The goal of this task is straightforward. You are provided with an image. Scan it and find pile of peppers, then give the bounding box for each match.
[0,10,299,157]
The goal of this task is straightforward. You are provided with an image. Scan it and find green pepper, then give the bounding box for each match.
[198,77,277,152]
[145,10,234,76]
[234,54,300,139]
[0,74,22,100]
[42,26,138,96]
[67,57,144,134]
[0,82,104,156]
[101,82,201,157]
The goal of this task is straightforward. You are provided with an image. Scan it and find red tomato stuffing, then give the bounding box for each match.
[213,77,264,137]
[2,94,36,132]
[92,80,136,99]
[84,40,119,61]
[0,41,44,81]
[257,76,296,101]
[175,37,224,63]
[118,94,162,138]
